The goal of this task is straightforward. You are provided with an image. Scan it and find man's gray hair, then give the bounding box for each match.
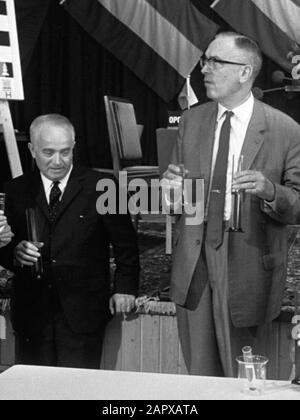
[215,31,263,80]
[30,114,75,143]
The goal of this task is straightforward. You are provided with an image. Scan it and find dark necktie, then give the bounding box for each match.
[49,181,62,222]
[206,111,233,249]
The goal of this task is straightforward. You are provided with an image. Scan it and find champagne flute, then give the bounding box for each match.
[228,155,244,232]
[25,208,43,279]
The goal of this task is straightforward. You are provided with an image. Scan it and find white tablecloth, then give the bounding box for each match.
[0,365,299,400]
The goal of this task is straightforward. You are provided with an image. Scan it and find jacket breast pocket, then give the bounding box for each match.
[76,214,99,241]
[77,214,98,227]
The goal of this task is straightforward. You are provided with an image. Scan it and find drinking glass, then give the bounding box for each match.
[25,208,43,279]
[236,355,269,395]
[228,155,244,232]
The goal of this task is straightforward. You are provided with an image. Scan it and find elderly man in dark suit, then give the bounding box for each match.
[163,31,300,377]
[3,114,140,369]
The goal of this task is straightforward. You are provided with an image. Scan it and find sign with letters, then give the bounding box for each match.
[167,111,182,128]
[0,0,23,100]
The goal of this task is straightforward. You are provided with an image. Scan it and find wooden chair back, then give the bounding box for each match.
[104,96,143,176]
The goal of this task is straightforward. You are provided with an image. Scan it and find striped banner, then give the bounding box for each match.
[64,0,218,101]
[212,0,300,72]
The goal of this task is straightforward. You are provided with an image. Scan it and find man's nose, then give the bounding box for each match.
[201,64,209,74]
[53,154,62,165]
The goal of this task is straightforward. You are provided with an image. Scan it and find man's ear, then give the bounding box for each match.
[240,65,253,83]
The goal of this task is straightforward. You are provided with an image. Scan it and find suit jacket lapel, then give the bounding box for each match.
[241,100,267,170]
[199,103,218,179]
[195,102,218,200]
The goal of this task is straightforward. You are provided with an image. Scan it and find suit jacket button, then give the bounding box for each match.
[196,240,201,245]
[52,259,56,264]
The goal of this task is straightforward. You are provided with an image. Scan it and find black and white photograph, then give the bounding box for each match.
[0,0,300,403]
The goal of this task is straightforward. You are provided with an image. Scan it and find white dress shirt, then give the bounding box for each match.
[40,166,73,205]
[208,93,254,220]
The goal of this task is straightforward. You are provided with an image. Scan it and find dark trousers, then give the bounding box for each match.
[15,307,105,369]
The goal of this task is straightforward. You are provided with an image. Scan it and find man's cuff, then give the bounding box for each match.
[264,181,276,204]
[262,181,277,212]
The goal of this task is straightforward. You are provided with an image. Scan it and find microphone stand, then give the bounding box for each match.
[257,85,300,95]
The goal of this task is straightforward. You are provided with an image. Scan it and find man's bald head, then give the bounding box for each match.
[28,114,76,181]
[30,114,75,146]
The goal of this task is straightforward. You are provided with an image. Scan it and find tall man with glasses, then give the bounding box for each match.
[163,32,300,377]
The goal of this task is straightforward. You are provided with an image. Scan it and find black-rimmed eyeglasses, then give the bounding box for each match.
[200,56,247,70]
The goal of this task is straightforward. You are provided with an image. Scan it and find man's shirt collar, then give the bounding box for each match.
[217,92,254,123]
[40,165,73,199]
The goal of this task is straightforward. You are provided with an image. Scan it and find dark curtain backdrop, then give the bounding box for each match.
[10,0,300,171]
